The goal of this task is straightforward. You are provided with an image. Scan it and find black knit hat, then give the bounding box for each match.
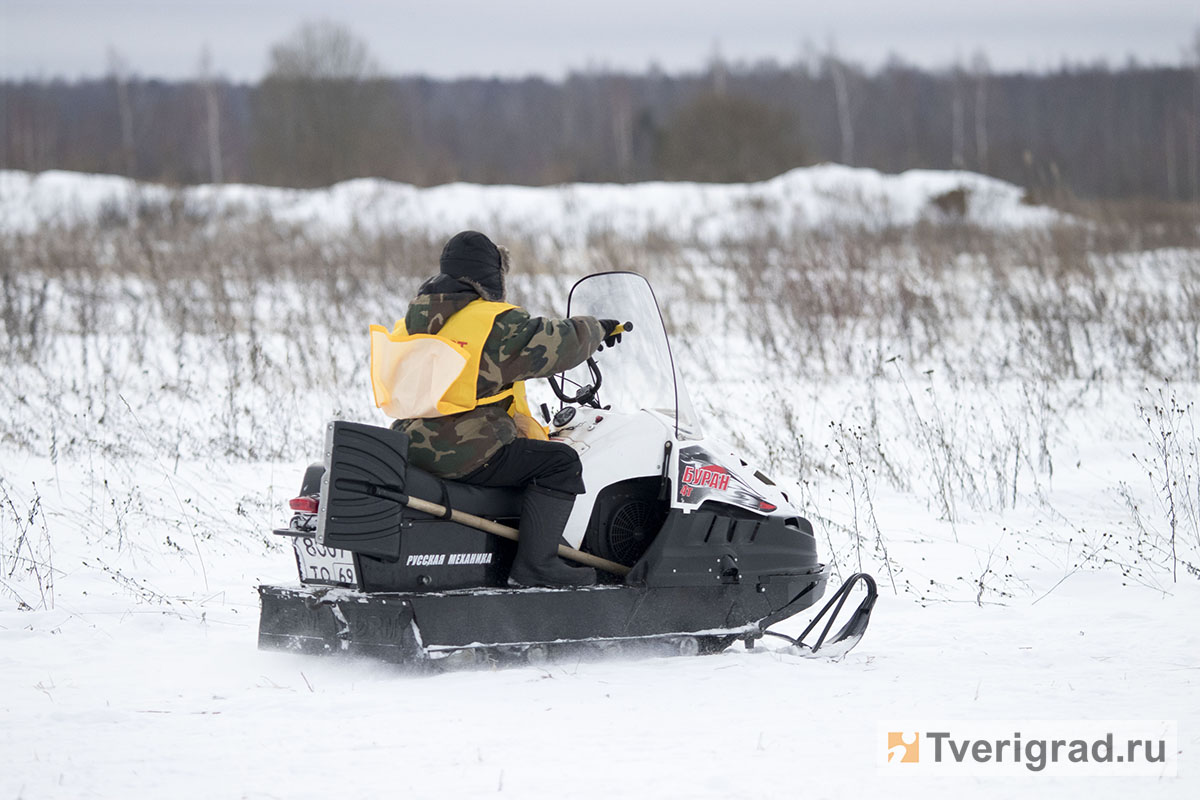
[439,230,509,301]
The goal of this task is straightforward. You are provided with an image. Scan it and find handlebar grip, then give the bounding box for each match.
[615,321,634,335]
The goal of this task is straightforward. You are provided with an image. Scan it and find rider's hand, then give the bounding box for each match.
[598,319,623,349]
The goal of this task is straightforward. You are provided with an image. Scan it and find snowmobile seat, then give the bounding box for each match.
[403,464,523,521]
[308,461,523,520]
[318,421,524,563]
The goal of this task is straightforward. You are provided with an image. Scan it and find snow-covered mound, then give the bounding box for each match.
[0,164,1058,241]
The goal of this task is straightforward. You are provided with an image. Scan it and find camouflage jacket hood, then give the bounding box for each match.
[404,281,479,335]
[395,286,605,479]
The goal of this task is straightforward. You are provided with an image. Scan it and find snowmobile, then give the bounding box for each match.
[257,271,876,667]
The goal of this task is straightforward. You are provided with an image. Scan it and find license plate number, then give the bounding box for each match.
[293,537,358,587]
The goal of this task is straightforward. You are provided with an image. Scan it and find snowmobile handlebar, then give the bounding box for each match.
[549,357,604,407]
[547,321,633,408]
[597,320,634,351]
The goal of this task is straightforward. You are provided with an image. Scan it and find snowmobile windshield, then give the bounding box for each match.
[564,271,701,439]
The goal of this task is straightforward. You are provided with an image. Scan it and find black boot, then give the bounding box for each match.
[507,487,597,588]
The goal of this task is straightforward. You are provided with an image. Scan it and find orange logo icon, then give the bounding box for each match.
[888,732,920,763]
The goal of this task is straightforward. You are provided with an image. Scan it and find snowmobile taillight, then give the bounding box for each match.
[758,501,777,513]
[289,496,319,514]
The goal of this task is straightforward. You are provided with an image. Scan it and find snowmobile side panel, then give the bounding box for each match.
[410,585,717,647]
[356,518,517,592]
[626,508,820,588]
[553,409,672,548]
[406,572,826,649]
[257,567,828,663]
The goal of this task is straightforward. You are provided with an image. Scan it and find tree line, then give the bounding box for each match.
[3,23,1199,201]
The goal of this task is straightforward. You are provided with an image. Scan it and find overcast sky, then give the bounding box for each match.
[3,0,1197,81]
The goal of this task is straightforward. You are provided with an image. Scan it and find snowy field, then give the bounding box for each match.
[1,167,1197,798]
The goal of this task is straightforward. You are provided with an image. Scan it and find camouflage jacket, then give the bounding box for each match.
[395,289,605,479]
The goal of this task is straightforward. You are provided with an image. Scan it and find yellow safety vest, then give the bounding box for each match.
[369,300,548,439]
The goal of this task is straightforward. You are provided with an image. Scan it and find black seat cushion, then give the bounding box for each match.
[405,465,523,520]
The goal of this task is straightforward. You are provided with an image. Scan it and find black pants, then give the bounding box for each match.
[459,439,585,496]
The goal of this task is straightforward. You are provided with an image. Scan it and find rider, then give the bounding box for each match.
[393,231,623,587]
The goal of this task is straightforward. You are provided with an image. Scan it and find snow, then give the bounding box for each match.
[0,164,1058,243]
[1,166,1196,798]
[4,554,1194,798]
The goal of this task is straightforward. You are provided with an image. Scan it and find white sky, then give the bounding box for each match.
[2,0,1197,81]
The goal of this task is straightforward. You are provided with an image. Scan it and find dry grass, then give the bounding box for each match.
[1,195,1198,589]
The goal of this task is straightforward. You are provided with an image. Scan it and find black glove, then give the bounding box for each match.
[598,319,623,349]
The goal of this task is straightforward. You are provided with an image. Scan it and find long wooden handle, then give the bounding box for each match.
[403,495,632,577]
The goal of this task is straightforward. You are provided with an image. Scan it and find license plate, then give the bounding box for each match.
[293,536,358,587]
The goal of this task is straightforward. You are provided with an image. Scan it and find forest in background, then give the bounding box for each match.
[3,22,1200,203]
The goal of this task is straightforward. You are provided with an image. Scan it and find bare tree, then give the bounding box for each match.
[656,91,807,182]
[707,43,728,96]
[198,47,223,184]
[107,48,136,176]
[607,76,634,180]
[828,56,855,165]
[254,20,387,187]
[951,61,966,169]
[1190,29,1200,202]
[266,20,378,80]
[972,51,990,172]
